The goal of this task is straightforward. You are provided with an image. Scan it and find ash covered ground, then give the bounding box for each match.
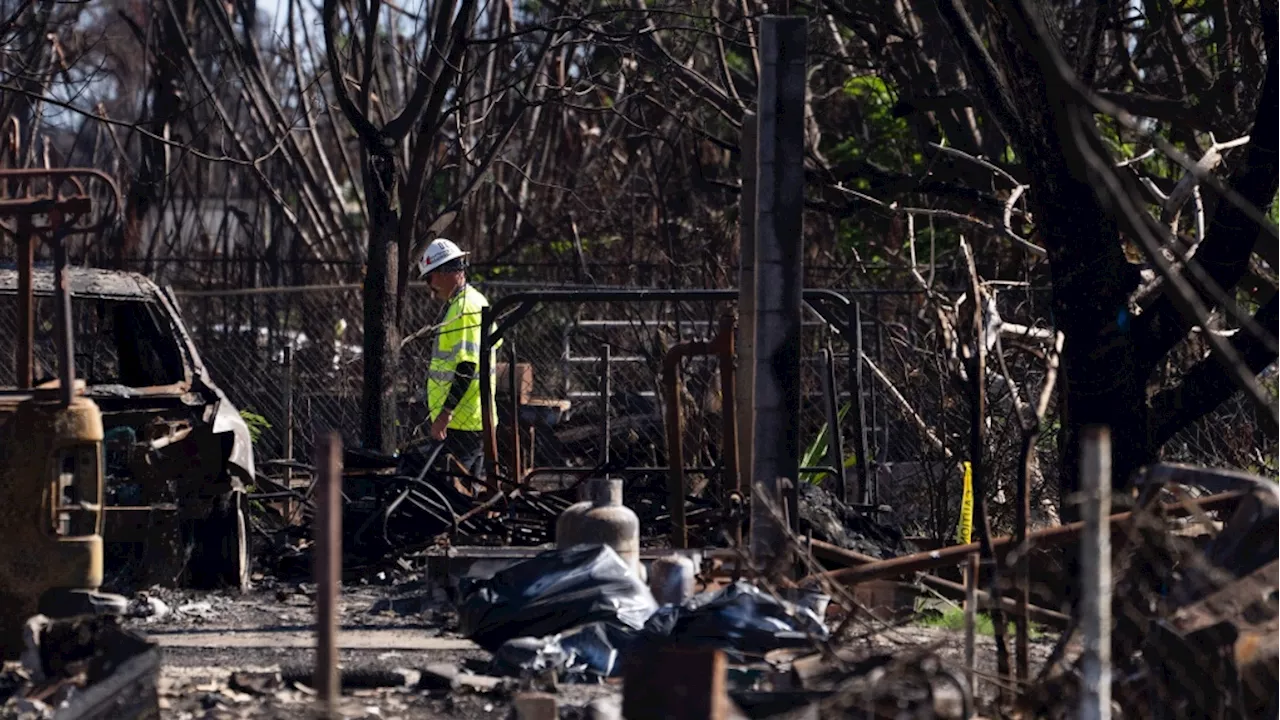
[120,576,624,720]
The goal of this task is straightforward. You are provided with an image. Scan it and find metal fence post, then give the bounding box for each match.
[1080,425,1112,720]
[314,432,343,715]
[848,301,871,505]
[283,345,294,486]
[600,343,611,466]
[480,306,498,474]
[820,346,845,500]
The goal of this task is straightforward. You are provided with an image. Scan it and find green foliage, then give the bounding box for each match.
[916,606,1044,639]
[801,404,853,484]
[724,50,749,75]
[239,409,272,444]
[830,75,921,170]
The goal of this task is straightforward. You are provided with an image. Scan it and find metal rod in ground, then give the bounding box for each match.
[283,346,295,492]
[965,553,979,699]
[1079,426,1112,720]
[315,432,343,713]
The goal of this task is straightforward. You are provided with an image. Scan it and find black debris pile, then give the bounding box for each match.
[797,482,914,560]
[1021,478,1279,719]
[1,615,160,720]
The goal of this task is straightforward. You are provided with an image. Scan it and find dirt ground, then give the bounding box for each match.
[115,574,1062,719]
[121,577,622,719]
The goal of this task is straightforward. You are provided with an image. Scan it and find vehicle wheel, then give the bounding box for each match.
[189,489,251,592]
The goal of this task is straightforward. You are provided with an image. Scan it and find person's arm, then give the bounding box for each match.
[441,361,477,414]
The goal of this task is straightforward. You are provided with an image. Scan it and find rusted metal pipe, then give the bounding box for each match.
[283,346,295,495]
[808,535,1066,627]
[314,433,343,713]
[0,169,121,391]
[806,490,1244,586]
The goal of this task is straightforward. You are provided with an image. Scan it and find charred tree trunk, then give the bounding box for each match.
[114,0,190,270]
[939,0,1191,520]
[361,148,401,453]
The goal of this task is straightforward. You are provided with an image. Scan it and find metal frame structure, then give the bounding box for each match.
[1,168,123,402]
[477,288,895,543]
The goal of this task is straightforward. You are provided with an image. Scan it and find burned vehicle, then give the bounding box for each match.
[0,266,253,591]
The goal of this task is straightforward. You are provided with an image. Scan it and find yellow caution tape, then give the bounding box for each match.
[956,461,974,545]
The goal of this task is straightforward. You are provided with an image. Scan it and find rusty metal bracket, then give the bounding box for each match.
[0,167,122,236]
[0,168,123,404]
[663,314,738,549]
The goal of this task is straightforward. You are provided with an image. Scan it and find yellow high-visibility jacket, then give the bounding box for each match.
[427,285,501,431]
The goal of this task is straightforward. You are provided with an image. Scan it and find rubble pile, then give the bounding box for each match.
[250,454,913,582]
[1,615,160,720]
[796,482,915,559]
[1021,480,1279,719]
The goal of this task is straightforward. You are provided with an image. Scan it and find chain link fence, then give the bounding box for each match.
[170,283,873,497]
[1,273,1271,544]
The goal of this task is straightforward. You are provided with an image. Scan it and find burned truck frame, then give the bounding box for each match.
[0,267,255,590]
[0,168,252,591]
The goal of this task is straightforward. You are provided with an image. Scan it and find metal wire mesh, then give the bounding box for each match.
[2,277,1270,545]
[157,284,856,490]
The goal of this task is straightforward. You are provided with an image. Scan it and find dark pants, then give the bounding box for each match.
[401,430,485,480]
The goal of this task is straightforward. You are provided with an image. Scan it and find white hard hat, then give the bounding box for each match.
[418,238,469,277]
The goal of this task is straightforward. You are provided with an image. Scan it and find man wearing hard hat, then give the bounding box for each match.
[412,238,500,480]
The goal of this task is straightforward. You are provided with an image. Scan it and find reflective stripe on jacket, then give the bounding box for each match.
[427,285,501,431]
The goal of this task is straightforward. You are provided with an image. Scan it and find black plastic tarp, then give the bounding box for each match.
[457,544,658,651]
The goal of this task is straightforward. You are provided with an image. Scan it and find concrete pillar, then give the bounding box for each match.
[749,16,807,571]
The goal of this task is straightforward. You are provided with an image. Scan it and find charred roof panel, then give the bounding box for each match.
[0,266,162,300]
